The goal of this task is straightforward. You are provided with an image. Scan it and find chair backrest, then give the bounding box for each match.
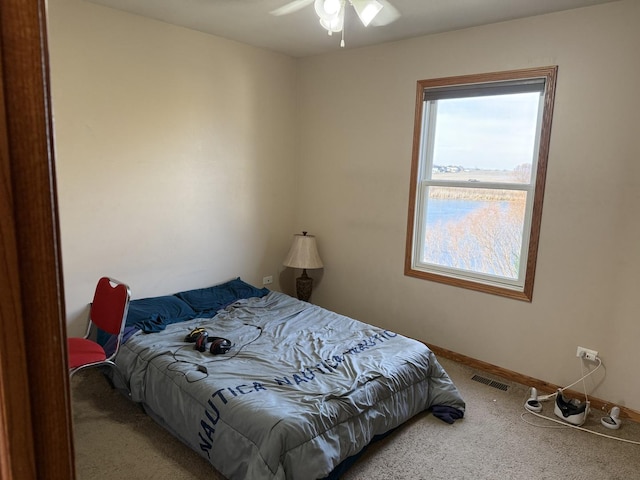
[90,277,131,336]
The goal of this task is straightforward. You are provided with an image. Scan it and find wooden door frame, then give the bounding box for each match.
[0,0,75,478]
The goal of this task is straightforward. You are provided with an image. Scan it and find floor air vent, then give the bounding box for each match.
[471,374,509,391]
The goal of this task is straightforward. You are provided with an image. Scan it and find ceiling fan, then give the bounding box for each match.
[270,0,400,47]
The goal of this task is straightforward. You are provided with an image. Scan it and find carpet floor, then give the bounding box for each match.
[71,357,640,479]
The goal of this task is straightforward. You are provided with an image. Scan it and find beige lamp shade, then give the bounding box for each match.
[283,232,323,269]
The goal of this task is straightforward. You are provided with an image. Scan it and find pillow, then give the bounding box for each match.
[176,277,269,316]
[125,295,197,333]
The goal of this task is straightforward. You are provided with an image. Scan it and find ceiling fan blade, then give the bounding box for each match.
[370,0,400,26]
[269,0,314,16]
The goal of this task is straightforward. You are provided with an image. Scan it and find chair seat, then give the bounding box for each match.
[68,337,107,369]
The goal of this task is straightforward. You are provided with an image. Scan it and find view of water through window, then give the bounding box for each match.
[421,182,527,280]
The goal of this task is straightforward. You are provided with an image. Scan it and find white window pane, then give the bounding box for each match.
[430,93,540,184]
[421,187,527,280]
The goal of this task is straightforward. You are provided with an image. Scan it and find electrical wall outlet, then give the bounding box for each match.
[576,346,598,361]
[262,275,273,285]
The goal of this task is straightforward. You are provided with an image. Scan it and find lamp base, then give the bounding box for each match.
[296,269,313,302]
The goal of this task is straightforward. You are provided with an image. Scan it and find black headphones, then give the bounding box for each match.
[185,328,231,355]
[209,337,232,355]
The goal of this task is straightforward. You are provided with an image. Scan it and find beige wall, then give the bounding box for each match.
[48,0,299,335]
[49,0,640,411]
[298,0,640,410]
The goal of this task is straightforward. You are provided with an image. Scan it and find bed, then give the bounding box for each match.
[112,278,465,479]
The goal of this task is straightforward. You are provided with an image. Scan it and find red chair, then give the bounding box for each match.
[67,277,131,383]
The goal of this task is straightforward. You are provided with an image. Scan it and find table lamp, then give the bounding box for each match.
[283,231,323,302]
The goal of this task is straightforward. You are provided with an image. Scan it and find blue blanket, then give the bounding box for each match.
[115,291,466,480]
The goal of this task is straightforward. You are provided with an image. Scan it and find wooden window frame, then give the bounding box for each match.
[404,66,558,301]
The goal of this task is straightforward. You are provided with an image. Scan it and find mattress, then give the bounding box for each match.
[115,290,465,479]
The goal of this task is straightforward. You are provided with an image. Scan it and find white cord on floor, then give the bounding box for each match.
[520,356,640,445]
[521,410,640,445]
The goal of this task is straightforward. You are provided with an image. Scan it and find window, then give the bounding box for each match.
[405,67,557,301]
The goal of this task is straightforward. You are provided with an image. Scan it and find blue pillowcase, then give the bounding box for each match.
[125,295,197,333]
[97,295,195,344]
[176,277,269,316]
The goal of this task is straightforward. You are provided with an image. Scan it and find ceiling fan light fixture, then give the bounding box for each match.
[271,0,399,48]
[315,0,344,33]
[323,0,341,15]
[352,0,383,27]
[319,11,344,33]
[314,0,341,21]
